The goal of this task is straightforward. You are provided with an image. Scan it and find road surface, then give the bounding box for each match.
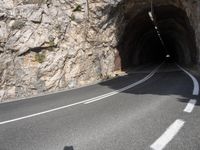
[0,63,200,150]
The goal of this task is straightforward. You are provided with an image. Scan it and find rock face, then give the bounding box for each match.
[0,0,200,102]
[0,0,117,102]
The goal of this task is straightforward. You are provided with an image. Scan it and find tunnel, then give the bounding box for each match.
[117,5,198,70]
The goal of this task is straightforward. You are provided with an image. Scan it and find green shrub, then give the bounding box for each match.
[35,53,45,63]
[49,40,55,47]
[11,20,25,30]
[73,5,82,12]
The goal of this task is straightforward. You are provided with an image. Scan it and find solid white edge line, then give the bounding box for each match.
[150,119,185,150]
[0,63,163,125]
[176,64,199,96]
[184,99,197,113]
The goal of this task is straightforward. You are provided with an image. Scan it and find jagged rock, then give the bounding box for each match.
[42,13,52,24]
[29,8,43,23]
[73,12,85,23]
[0,12,7,20]
[0,0,14,9]
[0,21,8,42]
[0,90,5,102]
[15,4,39,18]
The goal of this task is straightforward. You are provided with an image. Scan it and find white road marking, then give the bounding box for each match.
[150,119,185,150]
[0,101,84,125]
[177,64,199,96]
[184,99,197,113]
[0,64,162,125]
[84,64,160,104]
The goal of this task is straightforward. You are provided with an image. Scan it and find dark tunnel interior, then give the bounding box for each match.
[117,5,198,70]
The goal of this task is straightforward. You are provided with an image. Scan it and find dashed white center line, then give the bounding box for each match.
[150,65,199,150]
[184,99,197,113]
[150,119,185,150]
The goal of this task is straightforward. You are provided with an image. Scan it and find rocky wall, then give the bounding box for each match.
[0,0,118,102]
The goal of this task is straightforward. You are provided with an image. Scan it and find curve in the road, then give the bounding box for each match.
[177,64,199,96]
[0,63,163,125]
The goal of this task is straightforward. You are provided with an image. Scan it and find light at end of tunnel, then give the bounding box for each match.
[166,54,171,58]
[148,11,154,21]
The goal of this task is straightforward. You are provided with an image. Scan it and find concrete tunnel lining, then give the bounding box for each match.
[117,5,198,69]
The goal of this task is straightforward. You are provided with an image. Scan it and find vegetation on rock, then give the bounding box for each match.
[35,53,45,63]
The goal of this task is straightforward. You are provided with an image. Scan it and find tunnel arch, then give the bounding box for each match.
[117,5,198,70]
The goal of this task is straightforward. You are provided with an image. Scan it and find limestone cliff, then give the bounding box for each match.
[0,0,118,101]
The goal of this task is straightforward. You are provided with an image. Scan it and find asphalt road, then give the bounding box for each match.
[0,63,200,150]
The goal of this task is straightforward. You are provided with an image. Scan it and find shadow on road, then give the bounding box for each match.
[99,63,200,106]
[64,146,74,150]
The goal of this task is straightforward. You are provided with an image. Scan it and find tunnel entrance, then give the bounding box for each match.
[117,5,198,70]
